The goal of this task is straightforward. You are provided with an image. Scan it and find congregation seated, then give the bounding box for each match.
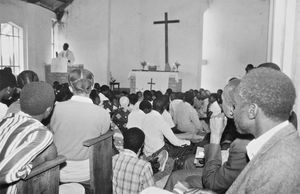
[50,68,111,184]
[164,78,254,193]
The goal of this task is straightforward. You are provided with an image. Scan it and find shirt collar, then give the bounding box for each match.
[122,149,138,158]
[71,95,93,104]
[246,120,289,160]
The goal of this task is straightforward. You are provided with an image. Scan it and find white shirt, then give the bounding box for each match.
[126,109,146,129]
[162,110,175,128]
[58,49,75,65]
[246,120,289,160]
[209,101,222,117]
[141,110,190,156]
[71,95,93,104]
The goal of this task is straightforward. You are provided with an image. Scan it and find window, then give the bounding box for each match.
[0,22,24,74]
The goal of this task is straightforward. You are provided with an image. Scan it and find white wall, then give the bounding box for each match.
[0,0,54,80]
[58,0,110,85]
[201,0,269,92]
[110,0,208,91]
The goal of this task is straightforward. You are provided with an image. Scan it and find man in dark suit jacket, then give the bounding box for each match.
[226,68,300,194]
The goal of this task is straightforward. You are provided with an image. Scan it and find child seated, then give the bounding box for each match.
[113,128,154,194]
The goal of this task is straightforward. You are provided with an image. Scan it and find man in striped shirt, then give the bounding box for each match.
[0,82,55,193]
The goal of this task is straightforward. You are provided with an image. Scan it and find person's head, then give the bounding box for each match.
[63,43,69,51]
[143,90,152,101]
[55,83,73,102]
[89,89,100,105]
[209,93,218,104]
[20,82,55,120]
[68,68,94,96]
[3,67,12,74]
[128,93,138,105]
[139,100,152,114]
[222,78,241,118]
[99,85,110,97]
[153,95,169,114]
[165,88,173,96]
[0,70,17,101]
[245,64,254,73]
[123,127,145,154]
[233,68,296,135]
[17,70,39,89]
[184,91,194,105]
[94,83,101,93]
[119,96,129,109]
[257,62,281,71]
[137,91,143,100]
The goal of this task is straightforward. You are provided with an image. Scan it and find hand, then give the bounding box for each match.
[209,113,227,144]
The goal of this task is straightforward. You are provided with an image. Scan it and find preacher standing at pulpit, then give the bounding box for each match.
[58,43,75,65]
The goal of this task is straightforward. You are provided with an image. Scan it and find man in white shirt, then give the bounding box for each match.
[58,43,75,65]
[226,67,300,194]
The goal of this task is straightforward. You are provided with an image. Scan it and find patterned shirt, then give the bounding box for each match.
[113,149,154,194]
[0,112,53,194]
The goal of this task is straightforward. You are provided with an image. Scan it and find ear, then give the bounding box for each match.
[248,103,258,119]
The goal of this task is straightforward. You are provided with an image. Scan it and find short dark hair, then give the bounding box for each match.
[139,100,152,111]
[236,68,296,121]
[143,90,152,101]
[153,96,168,112]
[17,70,39,89]
[184,91,194,105]
[128,93,138,105]
[123,127,145,153]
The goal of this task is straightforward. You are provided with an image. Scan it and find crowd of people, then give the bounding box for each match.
[0,62,299,194]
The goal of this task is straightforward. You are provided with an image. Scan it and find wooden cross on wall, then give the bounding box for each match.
[154,12,180,71]
[147,78,156,90]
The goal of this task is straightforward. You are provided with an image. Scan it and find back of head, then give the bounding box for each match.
[139,100,152,112]
[236,68,296,121]
[0,70,17,91]
[123,127,145,153]
[257,62,281,71]
[89,89,100,105]
[128,93,138,105]
[17,70,39,89]
[68,68,94,95]
[184,91,194,105]
[20,82,55,116]
[143,90,152,101]
[153,96,168,113]
[223,78,241,106]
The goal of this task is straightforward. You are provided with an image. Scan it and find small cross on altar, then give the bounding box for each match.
[154,12,180,71]
[147,78,156,90]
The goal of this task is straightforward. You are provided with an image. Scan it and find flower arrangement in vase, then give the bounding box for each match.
[140,61,147,70]
[174,62,181,71]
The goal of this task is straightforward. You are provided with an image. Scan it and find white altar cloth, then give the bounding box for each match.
[129,70,179,92]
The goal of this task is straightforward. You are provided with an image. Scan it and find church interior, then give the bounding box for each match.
[0,0,300,193]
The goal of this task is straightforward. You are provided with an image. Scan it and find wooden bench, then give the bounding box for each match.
[0,155,66,194]
[83,130,114,194]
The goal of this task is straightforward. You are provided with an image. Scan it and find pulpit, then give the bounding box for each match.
[129,69,182,93]
[45,64,84,85]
